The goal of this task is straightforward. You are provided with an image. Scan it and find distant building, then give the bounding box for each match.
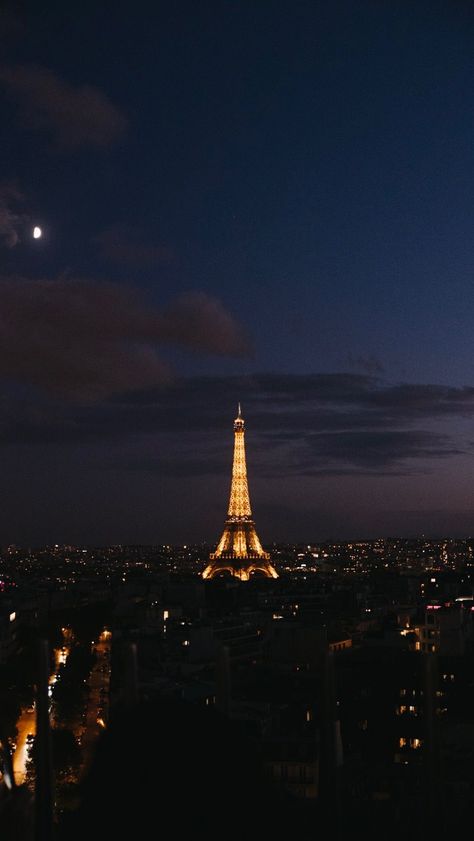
[0,604,19,663]
[264,735,318,799]
[264,623,328,671]
[413,603,474,655]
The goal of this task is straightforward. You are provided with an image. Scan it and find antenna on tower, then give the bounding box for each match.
[238,402,241,417]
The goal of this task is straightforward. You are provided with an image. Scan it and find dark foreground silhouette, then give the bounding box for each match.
[59,698,305,841]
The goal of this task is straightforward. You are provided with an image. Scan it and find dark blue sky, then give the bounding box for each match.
[2,1,474,544]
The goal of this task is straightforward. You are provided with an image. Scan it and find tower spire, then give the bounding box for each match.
[202,409,278,581]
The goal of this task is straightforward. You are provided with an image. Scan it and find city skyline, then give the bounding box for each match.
[2,3,474,542]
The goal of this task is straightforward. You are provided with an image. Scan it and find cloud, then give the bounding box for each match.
[1,373,473,483]
[344,352,385,375]
[158,293,250,356]
[293,429,460,473]
[2,371,473,544]
[109,372,474,434]
[96,227,176,268]
[0,183,26,247]
[0,64,127,148]
[121,373,474,476]
[0,278,249,400]
[228,373,474,421]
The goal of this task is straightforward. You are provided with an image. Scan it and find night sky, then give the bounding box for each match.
[2,1,474,545]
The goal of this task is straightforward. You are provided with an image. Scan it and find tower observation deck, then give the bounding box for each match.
[202,405,278,581]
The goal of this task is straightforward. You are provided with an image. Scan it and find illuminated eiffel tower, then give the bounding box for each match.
[203,405,278,581]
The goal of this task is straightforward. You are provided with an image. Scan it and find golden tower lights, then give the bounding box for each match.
[203,405,278,581]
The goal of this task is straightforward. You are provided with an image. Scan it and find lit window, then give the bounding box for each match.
[399,737,407,748]
[9,612,16,623]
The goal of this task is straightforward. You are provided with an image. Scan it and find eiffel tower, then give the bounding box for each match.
[203,405,278,581]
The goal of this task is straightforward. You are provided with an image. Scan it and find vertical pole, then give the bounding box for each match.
[123,642,138,708]
[319,647,342,838]
[0,732,15,791]
[423,652,441,839]
[215,645,231,717]
[35,639,53,841]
